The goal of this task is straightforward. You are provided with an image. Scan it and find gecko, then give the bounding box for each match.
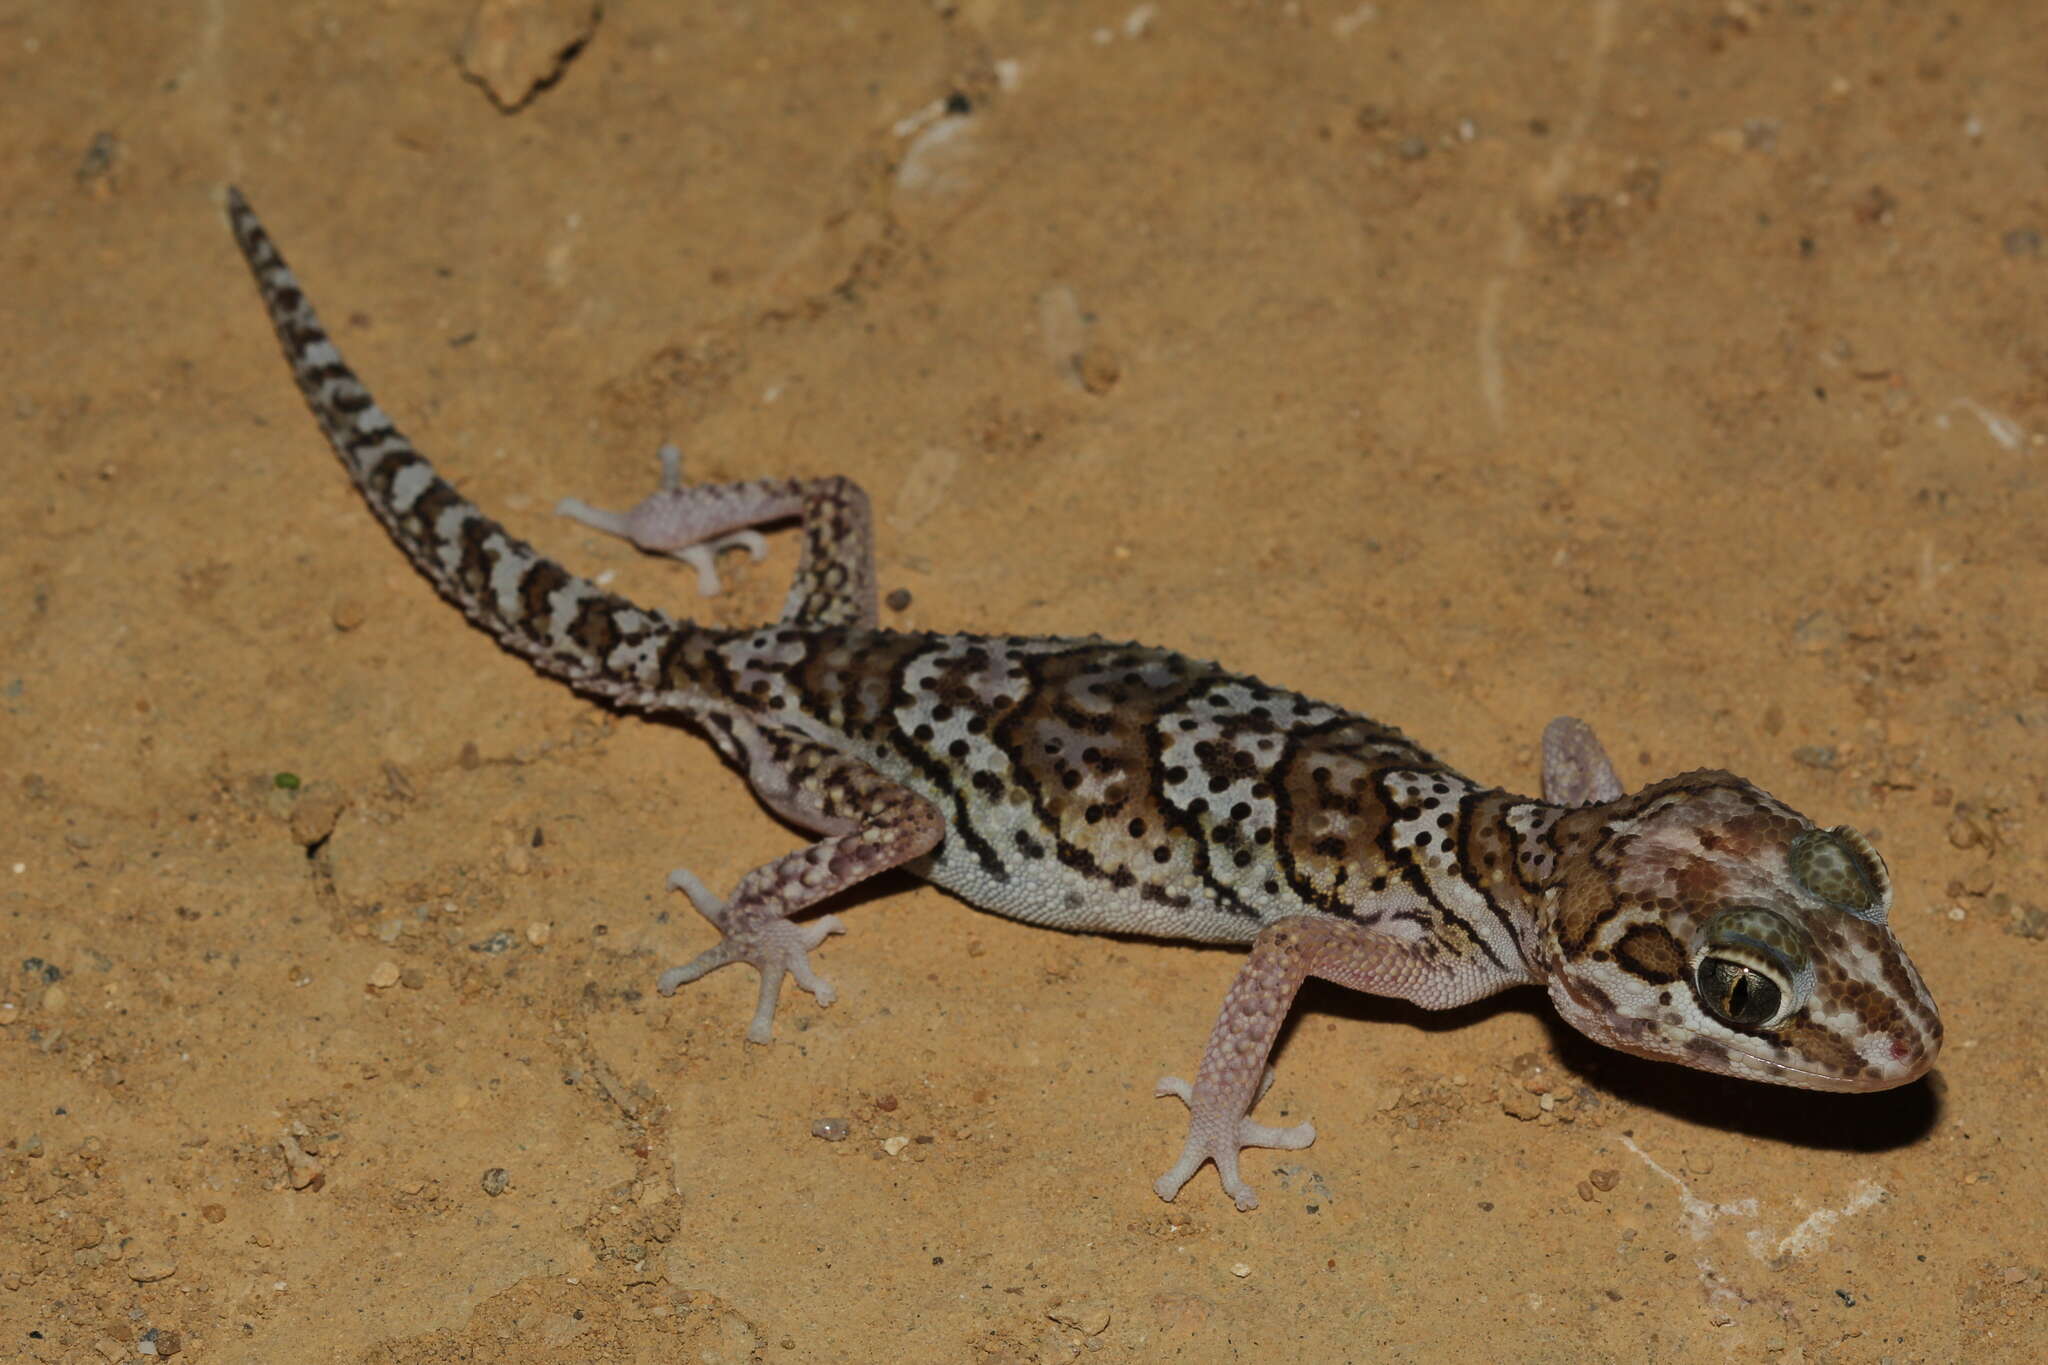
[225,187,1942,1212]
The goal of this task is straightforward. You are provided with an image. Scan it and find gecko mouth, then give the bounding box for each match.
[1556,975,1921,1093]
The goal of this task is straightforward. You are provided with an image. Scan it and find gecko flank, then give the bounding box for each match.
[226,188,1941,1212]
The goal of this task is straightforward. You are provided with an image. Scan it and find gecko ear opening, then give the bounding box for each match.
[1788,826,1891,923]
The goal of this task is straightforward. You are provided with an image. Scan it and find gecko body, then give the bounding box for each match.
[227,189,1941,1211]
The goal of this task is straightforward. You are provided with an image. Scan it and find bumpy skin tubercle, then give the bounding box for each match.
[227,188,1941,1214]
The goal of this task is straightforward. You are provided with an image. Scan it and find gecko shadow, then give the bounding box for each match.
[1284,974,1943,1152]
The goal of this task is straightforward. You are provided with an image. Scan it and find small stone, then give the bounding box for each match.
[1075,344,1121,395]
[126,1251,177,1283]
[884,587,913,612]
[201,1203,227,1223]
[281,1134,324,1190]
[460,0,602,113]
[1577,1180,1597,1201]
[1498,1084,1543,1121]
[2007,904,2048,940]
[288,783,347,848]
[367,961,401,989]
[1047,1300,1111,1335]
[1396,136,1429,160]
[502,845,532,875]
[881,1135,911,1156]
[330,598,368,631]
[1229,1262,1251,1278]
[1792,610,1843,650]
[525,920,551,946]
[481,1167,511,1196]
[1589,1168,1621,1192]
[810,1117,850,1142]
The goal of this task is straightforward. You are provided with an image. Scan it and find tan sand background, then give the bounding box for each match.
[3,1,2045,1359]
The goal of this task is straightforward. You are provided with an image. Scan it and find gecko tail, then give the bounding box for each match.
[224,186,701,702]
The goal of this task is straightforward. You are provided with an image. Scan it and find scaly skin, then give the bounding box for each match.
[226,188,1942,1213]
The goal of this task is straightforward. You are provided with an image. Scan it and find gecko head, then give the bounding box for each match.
[1543,772,1941,1093]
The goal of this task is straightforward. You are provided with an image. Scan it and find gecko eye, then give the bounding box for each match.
[1788,825,1891,922]
[1696,958,1781,1028]
[1690,907,1809,1031]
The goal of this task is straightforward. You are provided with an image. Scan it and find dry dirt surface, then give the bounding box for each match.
[4,2,2046,1361]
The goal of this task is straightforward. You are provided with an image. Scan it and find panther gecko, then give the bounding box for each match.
[225,187,1942,1211]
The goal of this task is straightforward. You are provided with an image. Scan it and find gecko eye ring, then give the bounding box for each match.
[1690,907,1811,1030]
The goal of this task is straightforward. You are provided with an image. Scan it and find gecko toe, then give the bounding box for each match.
[656,894,847,1041]
[1153,1073,1314,1211]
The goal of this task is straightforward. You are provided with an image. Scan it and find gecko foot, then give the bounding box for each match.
[1152,1069,1316,1212]
[655,866,846,1044]
[557,443,772,595]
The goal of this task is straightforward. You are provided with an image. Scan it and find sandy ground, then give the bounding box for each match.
[4,2,2046,1360]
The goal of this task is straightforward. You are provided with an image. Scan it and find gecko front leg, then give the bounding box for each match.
[1157,718,1625,1211]
[1154,916,1518,1211]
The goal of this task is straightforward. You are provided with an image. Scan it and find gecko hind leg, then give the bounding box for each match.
[558,443,876,628]
[657,717,942,1043]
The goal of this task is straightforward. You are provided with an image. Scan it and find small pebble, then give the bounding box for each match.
[885,587,913,612]
[367,961,401,989]
[126,1252,177,1283]
[1589,1168,1620,1192]
[810,1117,850,1142]
[525,920,551,946]
[1229,1262,1251,1279]
[330,599,367,631]
[881,1135,911,1156]
[288,784,347,848]
[280,1135,323,1190]
[481,1167,511,1197]
[1076,343,1122,395]
[1047,1300,1111,1335]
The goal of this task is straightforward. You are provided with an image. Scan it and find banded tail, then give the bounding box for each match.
[225,186,691,702]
